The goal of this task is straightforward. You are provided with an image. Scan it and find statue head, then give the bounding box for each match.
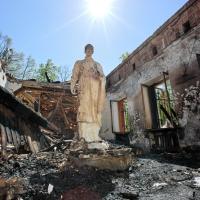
[85,44,94,57]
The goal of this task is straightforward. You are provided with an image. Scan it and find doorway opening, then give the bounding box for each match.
[110,98,130,134]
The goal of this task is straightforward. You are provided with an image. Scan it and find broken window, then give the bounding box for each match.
[182,21,191,34]
[110,98,130,133]
[132,63,136,71]
[154,80,175,128]
[152,46,158,56]
[142,73,178,129]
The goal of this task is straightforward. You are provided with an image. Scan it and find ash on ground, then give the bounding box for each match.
[1,149,200,200]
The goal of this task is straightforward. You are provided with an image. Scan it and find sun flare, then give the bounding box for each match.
[86,0,114,20]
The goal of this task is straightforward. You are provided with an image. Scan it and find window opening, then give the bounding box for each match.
[154,73,178,128]
[183,21,191,34]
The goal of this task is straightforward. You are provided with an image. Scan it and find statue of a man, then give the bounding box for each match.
[71,44,106,143]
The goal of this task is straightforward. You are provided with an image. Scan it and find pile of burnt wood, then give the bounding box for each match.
[0,86,57,156]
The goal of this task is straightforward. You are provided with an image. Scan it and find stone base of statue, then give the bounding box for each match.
[78,122,102,143]
[87,141,109,150]
[69,139,135,171]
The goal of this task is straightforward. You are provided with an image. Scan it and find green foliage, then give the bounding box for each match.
[0,32,71,82]
[7,53,24,79]
[0,32,12,61]
[119,52,129,61]
[36,59,60,82]
[0,32,24,78]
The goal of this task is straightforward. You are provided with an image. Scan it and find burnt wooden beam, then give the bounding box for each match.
[19,119,38,153]
[4,119,12,144]
[10,128,20,152]
[0,123,7,156]
[14,129,21,149]
[0,86,48,127]
[160,105,177,128]
[60,98,70,127]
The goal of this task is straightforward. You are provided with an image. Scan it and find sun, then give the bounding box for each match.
[86,0,114,20]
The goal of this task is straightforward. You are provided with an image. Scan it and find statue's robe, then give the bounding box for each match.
[71,58,106,142]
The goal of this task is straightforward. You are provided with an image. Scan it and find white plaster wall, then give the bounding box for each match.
[111,101,120,132]
[102,26,200,148]
[100,97,115,140]
[5,80,22,93]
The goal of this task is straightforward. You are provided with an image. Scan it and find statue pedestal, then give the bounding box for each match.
[70,141,135,171]
[87,141,109,150]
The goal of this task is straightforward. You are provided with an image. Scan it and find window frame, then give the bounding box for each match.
[110,98,130,134]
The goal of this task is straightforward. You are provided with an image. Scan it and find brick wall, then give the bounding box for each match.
[107,0,200,88]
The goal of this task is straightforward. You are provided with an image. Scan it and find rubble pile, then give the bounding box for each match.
[0,149,117,200]
[69,141,135,171]
[1,150,200,200]
[106,154,200,200]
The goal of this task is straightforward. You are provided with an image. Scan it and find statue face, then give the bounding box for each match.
[85,47,94,57]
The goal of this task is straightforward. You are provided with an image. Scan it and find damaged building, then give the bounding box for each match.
[1,0,200,155]
[0,63,54,154]
[7,77,78,140]
[101,0,200,152]
[0,60,78,155]
[2,1,200,199]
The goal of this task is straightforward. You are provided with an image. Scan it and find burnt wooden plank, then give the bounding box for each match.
[26,135,36,153]
[15,129,21,148]
[14,119,21,149]
[0,86,48,127]
[5,125,12,144]
[19,119,39,153]
[4,119,13,144]
[0,123,7,155]
[10,128,19,151]
[22,135,29,149]
[5,118,20,151]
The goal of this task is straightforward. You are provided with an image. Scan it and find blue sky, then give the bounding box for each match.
[0,0,188,75]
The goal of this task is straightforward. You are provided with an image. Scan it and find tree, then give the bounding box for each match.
[0,32,69,81]
[120,52,129,61]
[22,56,37,80]
[36,59,59,82]
[5,53,24,79]
[0,33,12,65]
[0,32,24,78]
[58,65,71,82]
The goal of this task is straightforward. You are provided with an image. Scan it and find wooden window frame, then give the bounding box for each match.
[110,98,130,134]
